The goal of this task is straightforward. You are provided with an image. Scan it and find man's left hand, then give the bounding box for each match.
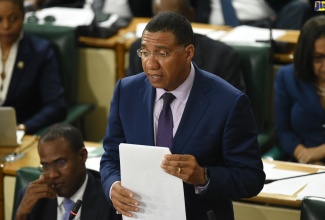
[161,154,206,185]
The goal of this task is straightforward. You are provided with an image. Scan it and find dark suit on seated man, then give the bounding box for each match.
[15,123,120,220]
[100,12,264,220]
[126,0,246,92]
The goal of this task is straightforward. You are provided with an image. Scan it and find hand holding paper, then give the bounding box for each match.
[119,143,186,220]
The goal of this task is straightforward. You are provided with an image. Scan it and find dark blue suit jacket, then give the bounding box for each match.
[16,170,120,220]
[2,33,67,134]
[100,65,265,220]
[275,64,325,157]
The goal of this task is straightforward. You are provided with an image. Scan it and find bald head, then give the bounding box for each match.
[152,0,195,22]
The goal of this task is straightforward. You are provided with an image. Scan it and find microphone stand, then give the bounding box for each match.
[265,172,325,184]
[68,200,82,220]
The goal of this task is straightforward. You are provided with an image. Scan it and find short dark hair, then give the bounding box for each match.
[39,123,85,152]
[1,0,25,17]
[144,11,194,47]
[295,15,325,82]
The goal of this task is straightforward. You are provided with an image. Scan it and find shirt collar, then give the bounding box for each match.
[155,62,195,103]
[57,173,88,207]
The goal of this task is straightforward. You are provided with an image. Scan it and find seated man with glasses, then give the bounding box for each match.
[15,123,120,220]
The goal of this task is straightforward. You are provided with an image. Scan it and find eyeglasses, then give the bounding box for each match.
[313,54,325,63]
[39,159,68,174]
[137,47,184,59]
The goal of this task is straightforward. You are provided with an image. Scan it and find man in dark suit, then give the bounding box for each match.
[100,11,265,220]
[15,123,119,220]
[126,0,246,92]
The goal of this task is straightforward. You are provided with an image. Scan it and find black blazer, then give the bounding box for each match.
[3,33,67,134]
[126,34,246,92]
[17,170,121,220]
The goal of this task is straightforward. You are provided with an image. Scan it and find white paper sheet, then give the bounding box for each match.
[262,165,324,196]
[119,143,186,220]
[297,171,325,200]
[85,146,104,172]
[220,25,286,43]
[135,22,224,39]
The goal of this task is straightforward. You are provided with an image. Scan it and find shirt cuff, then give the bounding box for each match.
[194,179,210,194]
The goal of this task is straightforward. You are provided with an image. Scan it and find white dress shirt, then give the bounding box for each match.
[57,174,88,220]
[209,0,275,25]
[0,33,22,105]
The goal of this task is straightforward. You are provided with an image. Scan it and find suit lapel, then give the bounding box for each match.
[137,78,156,146]
[299,81,325,117]
[172,67,211,153]
[39,199,57,220]
[6,35,30,100]
[80,172,98,219]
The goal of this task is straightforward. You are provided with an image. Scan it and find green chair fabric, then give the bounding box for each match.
[23,24,94,135]
[301,196,325,220]
[11,167,41,220]
[262,144,288,161]
[225,42,274,152]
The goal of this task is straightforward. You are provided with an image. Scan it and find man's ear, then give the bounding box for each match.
[80,148,88,163]
[185,44,195,60]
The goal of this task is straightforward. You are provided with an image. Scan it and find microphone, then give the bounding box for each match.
[68,200,82,220]
[265,172,325,184]
[207,210,216,220]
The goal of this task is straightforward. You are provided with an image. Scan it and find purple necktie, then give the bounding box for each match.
[156,93,176,148]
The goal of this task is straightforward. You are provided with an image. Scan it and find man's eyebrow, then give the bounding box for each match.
[40,157,65,165]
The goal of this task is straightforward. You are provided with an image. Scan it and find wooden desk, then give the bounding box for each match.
[244,159,325,208]
[79,18,300,81]
[0,135,101,220]
[1,137,315,220]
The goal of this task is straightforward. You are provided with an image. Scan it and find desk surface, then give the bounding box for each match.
[2,136,315,208]
[244,159,325,208]
[79,17,299,48]
[0,135,101,176]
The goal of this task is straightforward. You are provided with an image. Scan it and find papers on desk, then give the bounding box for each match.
[296,174,325,200]
[262,161,325,199]
[220,25,286,43]
[17,130,25,145]
[120,143,186,220]
[25,7,94,27]
[85,146,104,171]
[135,23,286,43]
[135,22,227,40]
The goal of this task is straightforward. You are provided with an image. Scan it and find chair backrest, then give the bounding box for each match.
[11,167,41,220]
[301,196,325,220]
[225,42,273,131]
[23,24,79,108]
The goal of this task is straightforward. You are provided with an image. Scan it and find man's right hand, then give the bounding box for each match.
[15,175,56,220]
[111,181,139,218]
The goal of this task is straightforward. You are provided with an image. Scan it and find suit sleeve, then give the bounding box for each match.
[100,80,124,200]
[205,93,265,199]
[274,68,302,156]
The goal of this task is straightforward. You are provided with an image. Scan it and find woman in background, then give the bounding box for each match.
[275,15,325,165]
[0,0,66,134]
